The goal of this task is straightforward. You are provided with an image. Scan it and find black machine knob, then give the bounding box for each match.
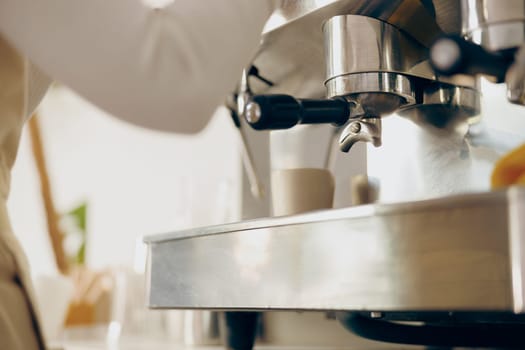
[244,94,350,131]
[429,35,513,82]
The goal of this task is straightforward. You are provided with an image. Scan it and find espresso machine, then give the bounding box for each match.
[145,1,525,348]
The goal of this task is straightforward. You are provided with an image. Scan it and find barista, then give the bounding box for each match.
[0,1,276,348]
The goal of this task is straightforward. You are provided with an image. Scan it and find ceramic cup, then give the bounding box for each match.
[271,168,335,216]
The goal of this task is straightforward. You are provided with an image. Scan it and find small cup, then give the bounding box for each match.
[271,168,335,216]
[350,175,380,205]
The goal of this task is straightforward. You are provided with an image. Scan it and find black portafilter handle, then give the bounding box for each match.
[244,94,350,131]
[429,35,513,82]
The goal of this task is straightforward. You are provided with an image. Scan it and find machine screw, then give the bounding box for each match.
[349,121,362,133]
[244,102,262,124]
[339,118,382,152]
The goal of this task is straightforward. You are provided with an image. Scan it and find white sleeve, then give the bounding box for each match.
[0,0,273,133]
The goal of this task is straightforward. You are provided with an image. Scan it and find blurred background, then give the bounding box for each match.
[7,84,243,348]
[9,84,242,276]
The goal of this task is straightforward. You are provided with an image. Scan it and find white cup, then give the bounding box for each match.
[271,168,335,216]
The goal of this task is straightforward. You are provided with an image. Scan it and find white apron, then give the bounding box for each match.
[0,34,50,350]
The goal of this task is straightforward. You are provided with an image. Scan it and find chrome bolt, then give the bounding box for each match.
[349,121,362,133]
[245,102,262,124]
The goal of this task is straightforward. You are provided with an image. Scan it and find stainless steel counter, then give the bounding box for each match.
[145,187,525,313]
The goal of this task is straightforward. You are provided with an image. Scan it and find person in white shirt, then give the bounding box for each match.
[0,1,276,348]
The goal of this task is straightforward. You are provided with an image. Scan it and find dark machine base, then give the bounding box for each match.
[337,312,525,349]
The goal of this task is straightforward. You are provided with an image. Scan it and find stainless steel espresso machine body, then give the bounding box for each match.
[146,1,525,348]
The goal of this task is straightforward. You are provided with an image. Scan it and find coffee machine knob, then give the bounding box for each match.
[430,35,512,83]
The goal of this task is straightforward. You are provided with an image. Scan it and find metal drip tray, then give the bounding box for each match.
[145,188,525,313]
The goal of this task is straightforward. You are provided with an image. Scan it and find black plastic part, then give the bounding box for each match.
[248,65,275,87]
[247,94,349,131]
[224,312,260,350]
[338,312,525,348]
[430,35,513,82]
[300,98,350,125]
[249,95,302,130]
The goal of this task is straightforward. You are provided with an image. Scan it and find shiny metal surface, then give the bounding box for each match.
[252,0,445,97]
[339,118,382,152]
[507,44,525,105]
[509,188,525,313]
[325,71,479,135]
[462,0,525,32]
[468,22,525,51]
[266,0,443,44]
[462,0,525,51]
[420,84,479,110]
[238,125,265,200]
[323,15,428,80]
[398,83,481,128]
[325,72,416,110]
[250,1,474,98]
[145,188,525,312]
[245,102,262,124]
[235,70,266,200]
[322,14,479,131]
[434,0,462,34]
